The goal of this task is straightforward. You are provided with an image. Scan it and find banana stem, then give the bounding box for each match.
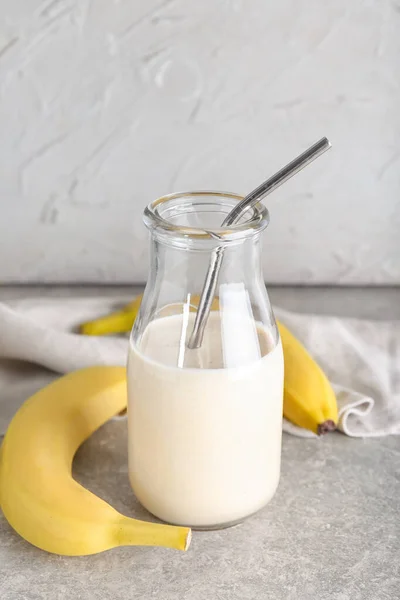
[113,516,192,551]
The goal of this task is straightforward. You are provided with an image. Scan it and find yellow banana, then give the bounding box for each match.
[80,296,142,335]
[0,367,191,556]
[278,322,338,435]
[79,296,338,435]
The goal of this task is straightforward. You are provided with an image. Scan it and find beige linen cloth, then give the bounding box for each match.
[0,297,399,438]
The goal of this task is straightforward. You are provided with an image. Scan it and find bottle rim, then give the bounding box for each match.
[143,191,269,243]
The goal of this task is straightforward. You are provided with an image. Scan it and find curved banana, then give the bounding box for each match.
[80,296,142,335]
[278,322,338,435]
[0,367,191,556]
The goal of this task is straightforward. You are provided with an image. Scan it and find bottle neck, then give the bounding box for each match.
[149,232,265,296]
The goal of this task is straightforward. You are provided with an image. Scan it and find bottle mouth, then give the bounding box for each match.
[144,191,269,244]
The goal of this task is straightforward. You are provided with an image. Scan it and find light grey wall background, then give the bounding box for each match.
[1,0,399,284]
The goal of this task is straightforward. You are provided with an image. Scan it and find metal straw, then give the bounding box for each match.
[187,137,331,349]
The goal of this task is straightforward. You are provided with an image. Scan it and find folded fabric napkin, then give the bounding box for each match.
[0,297,399,438]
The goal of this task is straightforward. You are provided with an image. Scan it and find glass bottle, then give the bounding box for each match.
[127,191,284,529]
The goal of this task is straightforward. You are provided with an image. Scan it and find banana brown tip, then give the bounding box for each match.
[317,420,336,436]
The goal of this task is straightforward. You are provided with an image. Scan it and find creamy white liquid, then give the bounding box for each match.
[127,312,284,528]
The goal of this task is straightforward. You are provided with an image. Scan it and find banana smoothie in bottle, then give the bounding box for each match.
[128,192,284,529]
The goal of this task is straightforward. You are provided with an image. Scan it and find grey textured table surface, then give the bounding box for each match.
[1,286,400,600]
